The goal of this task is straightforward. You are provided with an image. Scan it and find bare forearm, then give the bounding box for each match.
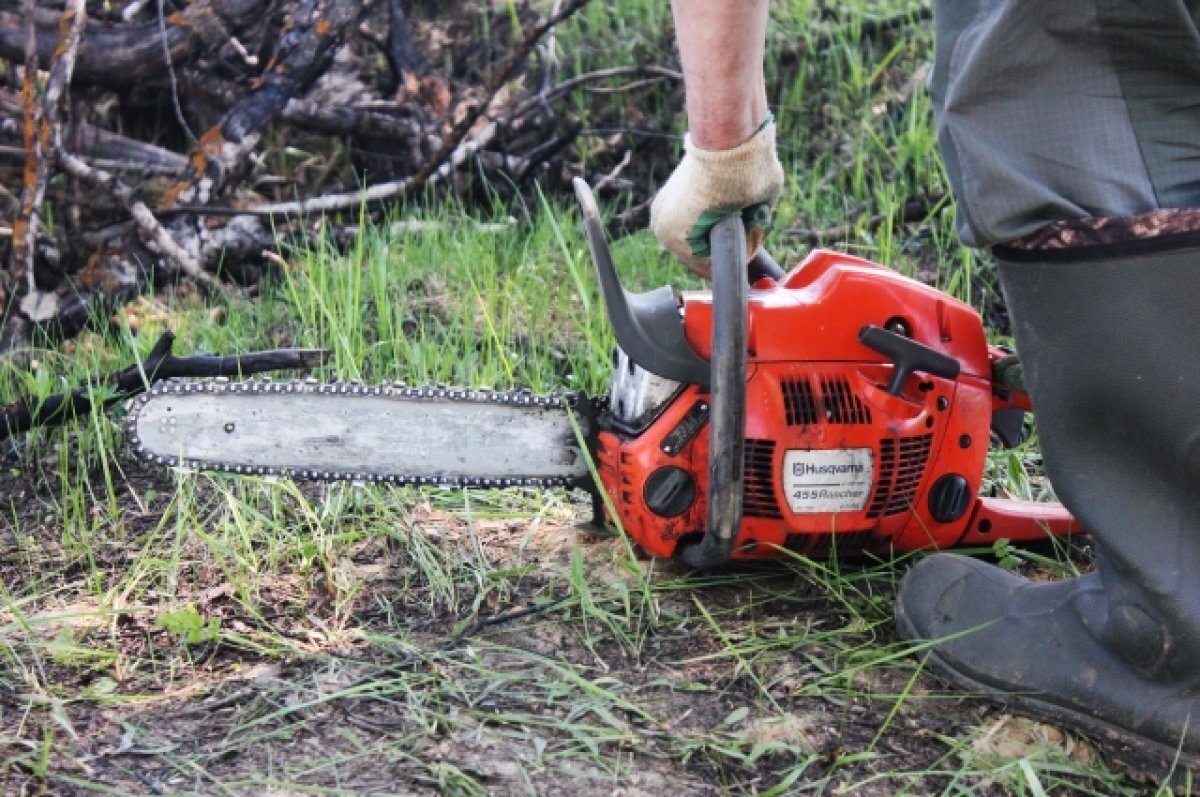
[670,0,770,150]
[653,0,782,274]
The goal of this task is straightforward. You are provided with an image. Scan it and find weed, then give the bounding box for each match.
[155,605,221,645]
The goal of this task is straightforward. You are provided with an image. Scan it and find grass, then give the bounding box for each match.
[0,0,1185,794]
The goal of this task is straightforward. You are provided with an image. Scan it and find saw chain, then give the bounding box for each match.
[126,377,604,489]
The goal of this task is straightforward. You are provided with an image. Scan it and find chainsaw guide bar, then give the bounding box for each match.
[126,378,599,489]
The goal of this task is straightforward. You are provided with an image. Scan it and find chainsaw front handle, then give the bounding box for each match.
[678,213,747,569]
[574,177,749,569]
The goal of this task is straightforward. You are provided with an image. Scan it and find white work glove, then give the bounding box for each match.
[650,117,785,278]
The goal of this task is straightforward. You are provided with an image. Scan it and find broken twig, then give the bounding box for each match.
[5,0,88,351]
[55,148,226,297]
[1,330,330,439]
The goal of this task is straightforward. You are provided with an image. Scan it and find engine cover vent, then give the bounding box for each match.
[781,379,820,426]
[743,438,783,519]
[780,376,873,426]
[820,376,872,425]
[867,434,934,517]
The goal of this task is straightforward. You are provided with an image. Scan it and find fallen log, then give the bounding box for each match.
[0,0,270,88]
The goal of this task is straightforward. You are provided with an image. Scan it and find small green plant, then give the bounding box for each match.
[154,605,221,645]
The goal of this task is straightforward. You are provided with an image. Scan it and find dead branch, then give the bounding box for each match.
[0,0,270,88]
[282,99,425,141]
[253,119,499,215]
[535,0,563,117]
[605,198,652,240]
[7,0,40,314]
[162,0,380,208]
[0,88,189,175]
[5,0,87,353]
[157,0,199,146]
[178,71,427,142]
[1,329,330,439]
[510,64,682,120]
[54,148,226,297]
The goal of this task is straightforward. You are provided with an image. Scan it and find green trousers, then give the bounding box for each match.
[930,0,1200,246]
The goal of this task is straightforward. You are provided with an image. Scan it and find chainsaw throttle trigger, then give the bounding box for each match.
[859,324,961,395]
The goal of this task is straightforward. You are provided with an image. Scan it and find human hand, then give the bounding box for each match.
[650,118,784,277]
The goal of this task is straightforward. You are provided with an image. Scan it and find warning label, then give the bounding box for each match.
[783,448,874,514]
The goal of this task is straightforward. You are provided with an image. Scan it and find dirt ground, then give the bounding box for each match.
[0,446,1135,796]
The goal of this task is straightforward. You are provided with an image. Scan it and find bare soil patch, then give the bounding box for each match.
[0,449,1122,795]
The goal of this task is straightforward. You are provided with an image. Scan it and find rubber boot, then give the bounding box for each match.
[896,236,1200,781]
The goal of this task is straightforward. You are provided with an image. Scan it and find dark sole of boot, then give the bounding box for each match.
[895,611,1199,788]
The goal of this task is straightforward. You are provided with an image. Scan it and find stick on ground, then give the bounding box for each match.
[1,330,330,439]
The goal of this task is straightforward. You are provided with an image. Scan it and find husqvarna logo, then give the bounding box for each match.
[793,462,866,477]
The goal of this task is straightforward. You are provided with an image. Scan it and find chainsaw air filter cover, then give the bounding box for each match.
[596,249,1021,559]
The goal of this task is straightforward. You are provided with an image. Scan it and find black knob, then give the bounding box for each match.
[644,467,696,518]
[928,473,972,523]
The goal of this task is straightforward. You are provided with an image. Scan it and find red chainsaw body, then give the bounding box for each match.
[595,249,1077,559]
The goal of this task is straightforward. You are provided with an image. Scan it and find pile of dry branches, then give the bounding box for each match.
[0,0,675,352]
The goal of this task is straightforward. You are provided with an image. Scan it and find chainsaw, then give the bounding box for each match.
[127,179,1078,567]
